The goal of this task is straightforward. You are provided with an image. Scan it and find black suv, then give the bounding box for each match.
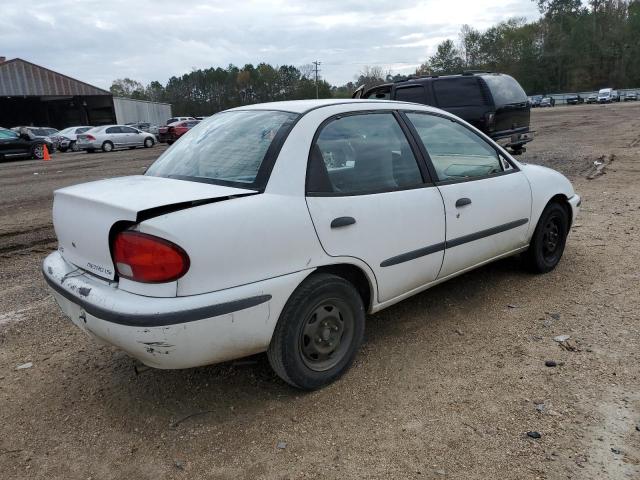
[0,127,52,160]
[353,72,532,154]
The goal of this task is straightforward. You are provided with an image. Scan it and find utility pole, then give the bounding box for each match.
[312,60,321,99]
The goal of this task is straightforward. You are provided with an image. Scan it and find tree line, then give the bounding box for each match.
[111,0,640,115]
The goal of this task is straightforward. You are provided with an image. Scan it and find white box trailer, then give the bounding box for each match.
[113,97,172,126]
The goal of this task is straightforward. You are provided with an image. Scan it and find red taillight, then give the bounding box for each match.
[113,231,190,283]
[86,135,96,141]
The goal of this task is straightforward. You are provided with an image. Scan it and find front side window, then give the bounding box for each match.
[406,113,503,181]
[307,112,423,194]
[146,110,298,188]
[0,129,18,139]
[120,126,138,134]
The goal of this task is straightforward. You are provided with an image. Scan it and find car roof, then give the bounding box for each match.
[227,99,434,114]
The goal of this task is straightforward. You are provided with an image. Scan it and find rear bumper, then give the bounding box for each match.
[43,251,310,368]
[77,141,101,150]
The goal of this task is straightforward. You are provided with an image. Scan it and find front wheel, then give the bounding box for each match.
[267,273,365,390]
[144,137,154,148]
[31,143,45,159]
[522,202,569,273]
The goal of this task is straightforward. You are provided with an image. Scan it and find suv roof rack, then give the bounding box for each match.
[394,74,440,83]
[461,70,492,75]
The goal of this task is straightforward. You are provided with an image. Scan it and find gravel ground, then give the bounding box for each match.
[1,103,639,479]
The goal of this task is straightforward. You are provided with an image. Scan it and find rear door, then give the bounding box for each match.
[105,126,125,147]
[305,111,446,303]
[404,111,532,278]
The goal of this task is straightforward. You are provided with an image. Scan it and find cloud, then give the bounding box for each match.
[1,0,540,88]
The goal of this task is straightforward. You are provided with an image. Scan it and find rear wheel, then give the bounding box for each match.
[267,273,365,390]
[70,140,79,152]
[522,202,569,273]
[102,141,114,152]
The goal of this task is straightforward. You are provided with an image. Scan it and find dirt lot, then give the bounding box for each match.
[1,103,639,479]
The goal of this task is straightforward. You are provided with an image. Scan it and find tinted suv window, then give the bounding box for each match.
[395,86,426,103]
[406,113,502,181]
[433,78,487,107]
[307,113,423,194]
[480,74,527,106]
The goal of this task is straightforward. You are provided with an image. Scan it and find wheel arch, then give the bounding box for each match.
[310,263,376,313]
[544,193,573,228]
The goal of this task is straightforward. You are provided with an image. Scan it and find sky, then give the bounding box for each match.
[1,0,540,89]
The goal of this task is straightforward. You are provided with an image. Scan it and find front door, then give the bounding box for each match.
[305,111,446,303]
[403,112,532,278]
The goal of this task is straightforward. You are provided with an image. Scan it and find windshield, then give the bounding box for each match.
[146,110,298,188]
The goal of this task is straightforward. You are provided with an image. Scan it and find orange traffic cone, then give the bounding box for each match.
[43,144,51,161]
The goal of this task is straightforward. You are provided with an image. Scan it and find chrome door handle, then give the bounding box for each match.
[331,217,356,228]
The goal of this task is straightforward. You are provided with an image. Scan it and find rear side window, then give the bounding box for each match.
[147,110,298,188]
[106,127,121,134]
[307,113,423,194]
[433,78,487,108]
[406,113,502,181]
[481,74,527,106]
[395,86,426,104]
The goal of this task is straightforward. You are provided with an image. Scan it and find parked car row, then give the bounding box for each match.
[530,88,637,107]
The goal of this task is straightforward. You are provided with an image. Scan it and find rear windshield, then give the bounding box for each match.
[481,74,527,106]
[146,110,298,188]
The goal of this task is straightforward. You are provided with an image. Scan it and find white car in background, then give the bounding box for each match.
[76,125,156,153]
[43,99,580,390]
[57,126,94,152]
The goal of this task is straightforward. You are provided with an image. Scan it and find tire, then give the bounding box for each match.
[31,143,45,160]
[101,141,114,153]
[144,137,154,148]
[267,273,365,390]
[128,146,136,149]
[522,202,569,273]
[70,141,79,152]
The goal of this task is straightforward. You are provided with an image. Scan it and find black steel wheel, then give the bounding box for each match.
[268,273,365,390]
[523,202,569,273]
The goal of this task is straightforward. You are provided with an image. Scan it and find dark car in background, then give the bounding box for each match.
[354,72,533,154]
[624,92,637,101]
[12,126,60,151]
[0,127,53,160]
[566,94,583,105]
[158,119,200,145]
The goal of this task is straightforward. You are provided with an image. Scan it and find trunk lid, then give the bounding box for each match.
[53,175,255,280]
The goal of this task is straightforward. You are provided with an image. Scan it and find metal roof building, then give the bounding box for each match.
[0,57,171,129]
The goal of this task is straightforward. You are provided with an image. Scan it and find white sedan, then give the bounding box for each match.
[43,99,580,390]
